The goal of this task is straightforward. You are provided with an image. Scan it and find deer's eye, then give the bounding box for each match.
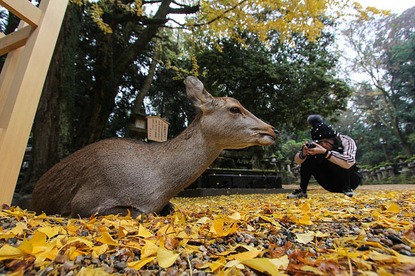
[230,107,241,114]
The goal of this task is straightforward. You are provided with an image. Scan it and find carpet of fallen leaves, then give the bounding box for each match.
[1,189,415,275]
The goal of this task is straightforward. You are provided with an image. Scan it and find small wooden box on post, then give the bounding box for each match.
[127,111,169,142]
[147,116,169,142]
[127,109,147,140]
[0,0,68,205]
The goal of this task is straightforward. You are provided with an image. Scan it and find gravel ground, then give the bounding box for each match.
[1,184,415,275]
[283,183,415,191]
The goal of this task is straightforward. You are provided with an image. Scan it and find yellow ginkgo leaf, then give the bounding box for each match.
[228,212,241,221]
[0,233,14,240]
[210,218,238,237]
[18,238,33,254]
[223,222,238,237]
[301,265,324,275]
[208,257,227,272]
[394,252,415,264]
[64,237,93,248]
[259,216,282,228]
[300,202,311,213]
[295,232,315,244]
[30,232,48,248]
[247,224,255,231]
[118,226,128,239]
[315,231,330,238]
[69,246,83,260]
[173,212,186,225]
[386,202,400,213]
[228,249,262,261]
[138,224,153,238]
[157,247,180,268]
[66,221,80,235]
[96,231,119,246]
[92,244,109,258]
[368,251,395,262]
[225,259,244,269]
[37,226,62,238]
[157,224,176,237]
[357,229,367,241]
[299,214,313,225]
[241,258,282,276]
[196,216,210,224]
[9,222,28,236]
[128,256,155,270]
[270,255,290,269]
[77,265,109,276]
[0,244,24,261]
[141,241,158,258]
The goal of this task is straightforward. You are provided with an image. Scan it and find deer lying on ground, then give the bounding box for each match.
[32,76,278,217]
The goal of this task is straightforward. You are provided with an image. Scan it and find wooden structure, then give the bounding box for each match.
[147,116,169,142]
[128,111,170,142]
[0,0,68,205]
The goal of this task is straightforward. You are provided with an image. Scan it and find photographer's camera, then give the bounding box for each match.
[306,141,316,148]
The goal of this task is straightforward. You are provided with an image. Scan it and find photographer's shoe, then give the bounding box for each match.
[343,188,354,197]
[287,189,307,199]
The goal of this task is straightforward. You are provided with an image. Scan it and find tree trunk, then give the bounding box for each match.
[133,49,160,114]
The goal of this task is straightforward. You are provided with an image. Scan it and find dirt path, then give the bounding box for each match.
[283,183,415,191]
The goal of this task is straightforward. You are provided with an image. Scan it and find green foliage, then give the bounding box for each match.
[278,139,303,165]
[344,8,415,158]
[192,28,351,132]
[388,32,415,145]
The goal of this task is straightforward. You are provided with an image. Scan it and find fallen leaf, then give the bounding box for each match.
[0,244,24,261]
[295,232,315,244]
[242,257,286,276]
[141,241,158,258]
[96,231,118,246]
[128,257,155,270]
[228,212,241,221]
[386,202,401,213]
[138,224,153,238]
[210,218,238,237]
[228,249,261,261]
[301,265,324,275]
[157,247,179,268]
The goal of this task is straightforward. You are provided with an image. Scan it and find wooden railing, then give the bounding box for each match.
[0,0,68,205]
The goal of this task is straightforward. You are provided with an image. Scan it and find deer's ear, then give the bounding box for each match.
[184,76,214,109]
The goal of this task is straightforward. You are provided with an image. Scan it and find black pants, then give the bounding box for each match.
[300,155,362,193]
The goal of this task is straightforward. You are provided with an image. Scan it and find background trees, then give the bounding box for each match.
[340,6,415,165]
[26,0,353,185]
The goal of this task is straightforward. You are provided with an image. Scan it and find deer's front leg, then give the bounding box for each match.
[158,202,175,216]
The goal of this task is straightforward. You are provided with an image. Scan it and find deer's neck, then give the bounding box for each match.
[155,118,222,194]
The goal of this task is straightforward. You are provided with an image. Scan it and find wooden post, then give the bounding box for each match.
[0,0,69,205]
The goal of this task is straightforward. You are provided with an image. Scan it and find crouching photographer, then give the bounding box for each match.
[288,114,362,199]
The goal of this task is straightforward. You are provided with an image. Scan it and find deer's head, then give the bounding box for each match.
[184,76,277,149]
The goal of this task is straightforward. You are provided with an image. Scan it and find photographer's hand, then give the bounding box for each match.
[307,142,326,156]
[298,144,309,159]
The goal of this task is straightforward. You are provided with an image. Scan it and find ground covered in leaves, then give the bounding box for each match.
[1,187,415,275]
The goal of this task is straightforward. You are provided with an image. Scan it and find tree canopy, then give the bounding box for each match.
[342,6,415,162]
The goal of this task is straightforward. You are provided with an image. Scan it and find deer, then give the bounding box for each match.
[31,76,278,217]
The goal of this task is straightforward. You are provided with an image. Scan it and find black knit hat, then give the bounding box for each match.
[307,114,337,140]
